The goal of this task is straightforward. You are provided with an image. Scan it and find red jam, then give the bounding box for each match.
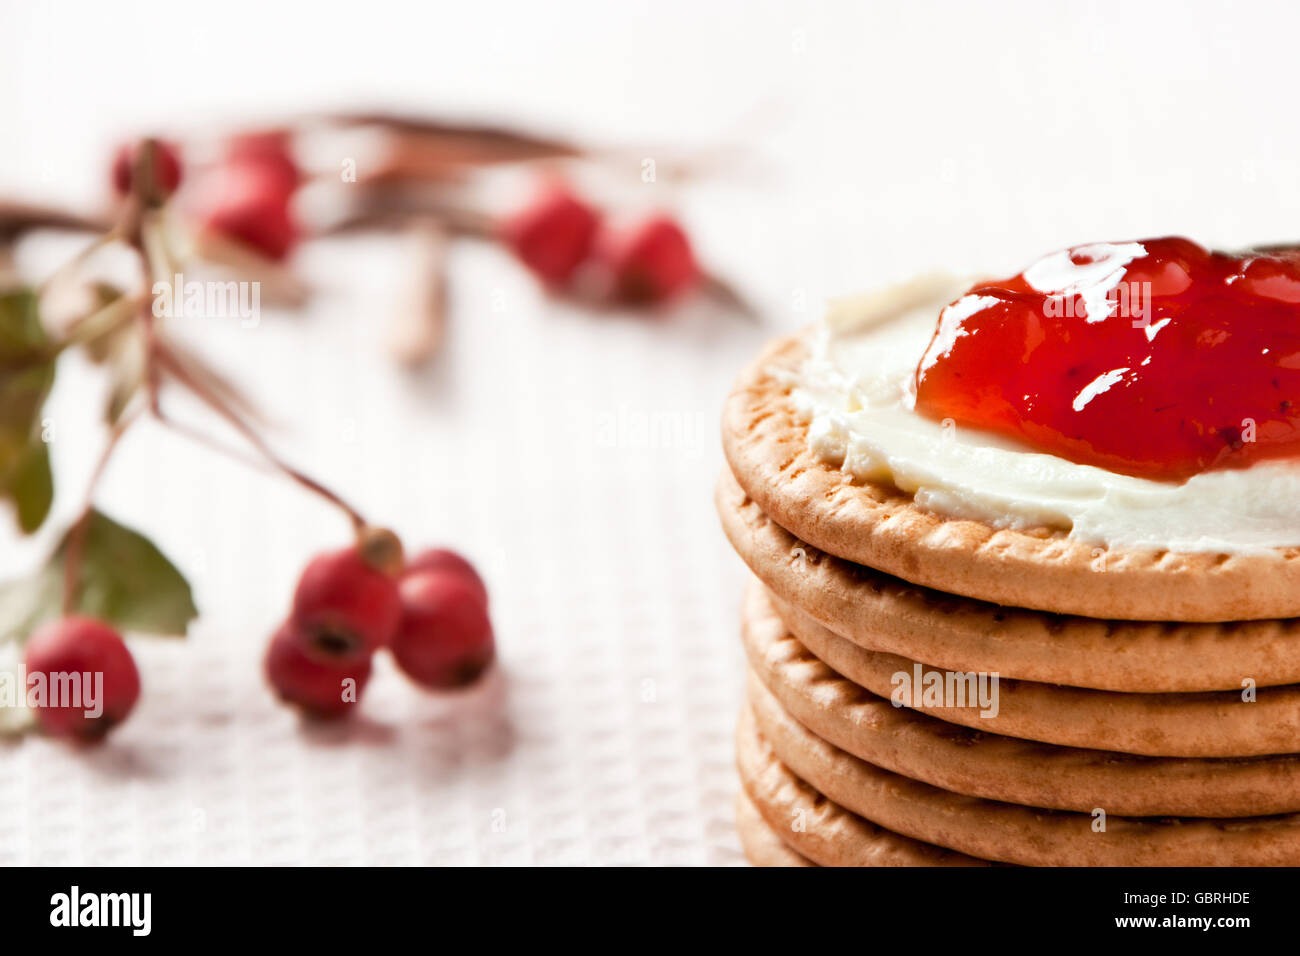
[912,237,1300,481]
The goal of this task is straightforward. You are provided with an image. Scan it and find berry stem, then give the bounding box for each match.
[58,142,169,616]
[150,344,366,532]
[154,410,279,475]
[0,199,110,242]
[53,135,372,619]
[62,406,142,615]
[37,230,122,298]
[129,138,172,210]
[132,203,367,534]
[54,292,140,356]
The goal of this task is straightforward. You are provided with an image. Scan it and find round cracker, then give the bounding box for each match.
[721,334,1300,622]
[748,659,1300,866]
[764,585,1300,758]
[742,582,1300,814]
[735,706,991,867]
[717,467,1300,692]
[735,791,816,867]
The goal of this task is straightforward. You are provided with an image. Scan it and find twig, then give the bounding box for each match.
[700,271,762,323]
[55,292,140,356]
[314,111,582,163]
[388,218,450,368]
[125,188,363,532]
[62,407,143,614]
[37,231,122,297]
[151,344,366,531]
[154,409,278,476]
[0,200,110,242]
[162,337,273,429]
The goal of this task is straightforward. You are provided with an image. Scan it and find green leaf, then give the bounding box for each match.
[0,289,56,535]
[0,287,46,358]
[9,441,52,533]
[0,509,196,643]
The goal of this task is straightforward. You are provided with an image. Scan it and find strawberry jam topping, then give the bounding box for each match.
[912,237,1300,481]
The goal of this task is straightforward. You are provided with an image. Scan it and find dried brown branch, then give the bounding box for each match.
[316,111,583,164]
[388,219,450,368]
[700,270,762,323]
[310,188,493,241]
[160,336,273,430]
[152,344,366,531]
[0,200,110,241]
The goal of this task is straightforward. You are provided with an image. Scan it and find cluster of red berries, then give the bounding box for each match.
[112,134,302,262]
[499,180,699,305]
[113,141,699,302]
[266,537,494,718]
[17,538,491,739]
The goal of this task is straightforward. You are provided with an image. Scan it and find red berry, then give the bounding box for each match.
[500,183,601,287]
[111,140,183,199]
[601,215,699,304]
[405,548,488,606]
[226,131,300,194]
[291,546,402,660]
[194,162,299,261]
[391,572,494,690]
[265,621,371,718]
[25,617,140,740]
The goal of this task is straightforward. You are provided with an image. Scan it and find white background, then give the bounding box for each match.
[0,0,1295,864]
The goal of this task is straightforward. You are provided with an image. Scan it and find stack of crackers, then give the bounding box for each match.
[718,334,1300,866]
